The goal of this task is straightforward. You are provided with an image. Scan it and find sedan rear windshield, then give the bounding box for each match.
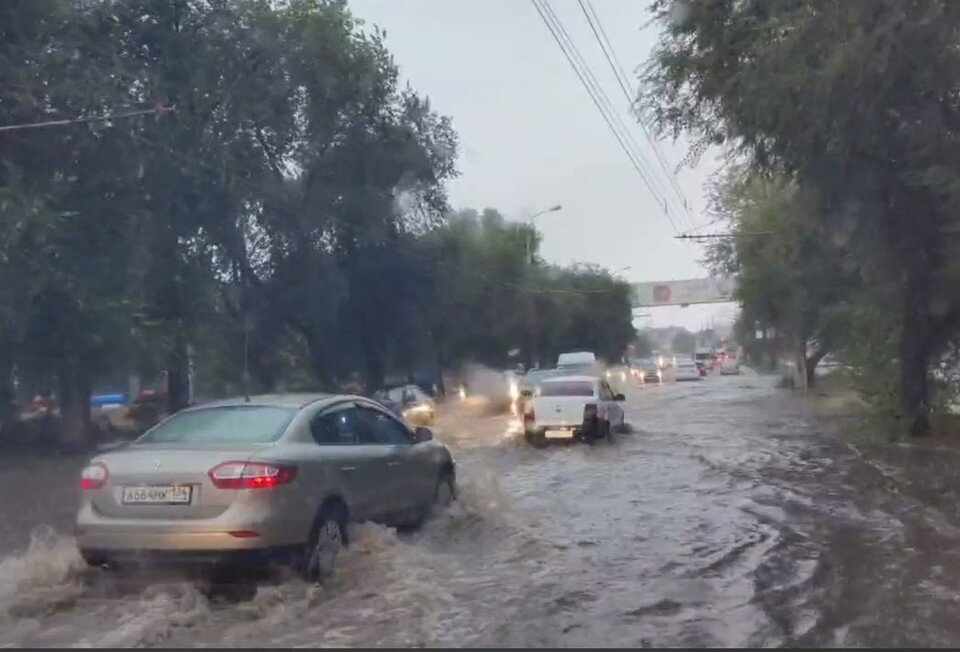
[138,405,297,444]
[539,381,596,397]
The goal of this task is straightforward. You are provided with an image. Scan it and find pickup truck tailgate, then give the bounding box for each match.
[530,396,590,427]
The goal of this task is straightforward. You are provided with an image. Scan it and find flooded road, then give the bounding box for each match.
[4,374,960,647]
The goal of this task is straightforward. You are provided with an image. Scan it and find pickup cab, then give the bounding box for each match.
[522,375,625,448]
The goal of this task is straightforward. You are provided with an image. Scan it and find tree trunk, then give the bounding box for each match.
[0,346,15,432]
[429,330,446,397]
[805,347,829,389]
[166,332,190,414]
[300,328,333,390]
[900,269,932,437]
[362,352,385,394]
[59,368,92,449]
[436,363,446,398]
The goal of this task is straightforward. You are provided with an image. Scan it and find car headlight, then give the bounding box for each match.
[509,381,519,401]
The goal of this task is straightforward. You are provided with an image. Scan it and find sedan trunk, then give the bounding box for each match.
[90,444,266,520]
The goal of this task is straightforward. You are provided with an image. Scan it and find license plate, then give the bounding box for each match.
[545,429,575,439]
[122,485,192,505]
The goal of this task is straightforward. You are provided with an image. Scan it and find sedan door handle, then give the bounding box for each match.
[340,466,357,472]
[387,461,401,467]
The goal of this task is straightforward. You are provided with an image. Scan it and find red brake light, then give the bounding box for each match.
[208,461,297,490]
[80,462,108,490]
[583,403,598,419]
[228,530,260,538]
[523,406,535,423]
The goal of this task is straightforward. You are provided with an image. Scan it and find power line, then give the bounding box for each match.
[577,0,695,231]
[581,0,687,205]
[674,232,774,240]
[539,1,701,241]
[0,106,173,133]
[530,0,683,236]
[540,1,674,215]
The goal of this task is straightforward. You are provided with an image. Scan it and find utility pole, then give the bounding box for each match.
[525,204,562,369]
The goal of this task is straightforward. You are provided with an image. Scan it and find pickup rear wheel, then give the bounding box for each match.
[525,429,548,448]
[597,419,612,443]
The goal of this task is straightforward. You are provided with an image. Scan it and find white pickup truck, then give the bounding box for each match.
[522,375,625,448]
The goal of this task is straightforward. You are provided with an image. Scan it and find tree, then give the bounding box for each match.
[643,0,960,435]
[0,0,155,445]
[671,329,696,355]
[704,167,854,387]
[417,210,636,385]
[0,0,458,442]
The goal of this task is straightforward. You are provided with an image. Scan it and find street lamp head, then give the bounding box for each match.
[548,204,562,212]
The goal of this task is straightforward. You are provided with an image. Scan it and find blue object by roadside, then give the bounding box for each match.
[91,393,128,407]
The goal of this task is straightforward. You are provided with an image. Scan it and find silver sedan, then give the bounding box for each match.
[76,393,456,581]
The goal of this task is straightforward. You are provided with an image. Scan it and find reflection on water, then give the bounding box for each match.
[4,377,960,646]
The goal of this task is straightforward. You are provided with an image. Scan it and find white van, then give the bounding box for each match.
[556,351,597,368]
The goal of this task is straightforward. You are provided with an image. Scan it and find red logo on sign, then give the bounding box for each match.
[653,285,671,302]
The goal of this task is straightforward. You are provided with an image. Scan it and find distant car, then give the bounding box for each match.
[638,358,663,384]
[720,355,741,375]
[694,350,714,375]
[371,389,403,416]
[90,390,172,436]
[76,393,456,581]
[604,364,632,389]
[384,385,436,426]
[675,359,703,381]
[522,375,625,448]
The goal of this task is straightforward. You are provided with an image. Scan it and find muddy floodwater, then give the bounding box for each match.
[4,375,960,647]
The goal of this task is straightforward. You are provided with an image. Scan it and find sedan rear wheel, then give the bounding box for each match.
[302,510,344,583]
[434,471,456,510]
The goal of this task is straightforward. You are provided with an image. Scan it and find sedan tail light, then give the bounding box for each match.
[523,406,536,423]
[208,461,297,490]
[583,403,598,420]
[80,462,109,490]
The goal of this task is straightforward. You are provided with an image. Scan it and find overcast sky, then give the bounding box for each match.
[349,0,738,331]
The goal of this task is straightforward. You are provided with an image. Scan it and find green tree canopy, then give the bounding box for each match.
[644,0,960,435]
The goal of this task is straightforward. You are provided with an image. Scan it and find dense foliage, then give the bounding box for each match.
[644,0,960,435]
[703,168,854,386]
[0,0,634,445]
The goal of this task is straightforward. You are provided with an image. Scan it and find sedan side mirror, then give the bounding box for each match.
[413,426,434,443]
[614,393,626,402]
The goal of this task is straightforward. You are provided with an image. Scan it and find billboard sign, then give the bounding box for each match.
[631,277,737,307]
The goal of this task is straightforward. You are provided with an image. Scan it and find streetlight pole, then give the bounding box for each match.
[525,204,562,266]
[525,204,561,369]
